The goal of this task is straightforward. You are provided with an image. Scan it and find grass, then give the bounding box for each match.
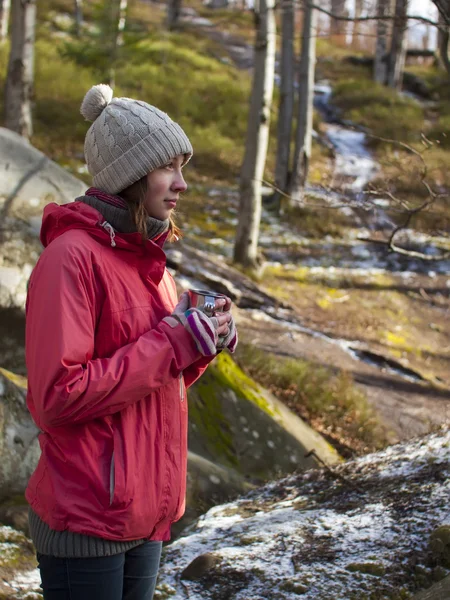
[332,78,425,144]
[0,1,251,182]
[234,343,388,457]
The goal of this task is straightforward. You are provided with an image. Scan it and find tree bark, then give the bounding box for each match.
[353,0,363,48]
[74,0,83,37]
[4,0,36,140]
[387,0,408,89]
[104,0,128,86]
[233,0,276,267]
[289,2,317,205]
[274,0,294,211]
[438,9,450,78]
[374,0,390,84]
[0,0,10,42]
[330,0,347,39]
[167,0,182,30]
[432,0,450,27]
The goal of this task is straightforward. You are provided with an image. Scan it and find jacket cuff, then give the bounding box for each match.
[159,319,205,371]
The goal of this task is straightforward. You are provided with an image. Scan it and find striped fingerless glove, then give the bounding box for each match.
[164,292,218,357]
[217,316,238,353]
[165,292,238,357]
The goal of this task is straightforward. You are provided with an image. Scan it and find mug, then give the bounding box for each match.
[187,289,227,317]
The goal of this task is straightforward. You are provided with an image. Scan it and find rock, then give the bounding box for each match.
[429,525,450,569]
[0,128,85,313]
[188,352,340,483]
[175,242,291,311]
[156,429,450,600]
[0,502,30,537]
[181,553,221,581]
[0,368,40,502]
[0,127,85,218]
[412,575,450,599]
[172,451,254,538]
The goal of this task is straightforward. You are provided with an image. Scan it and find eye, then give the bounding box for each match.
[161,162,174,170]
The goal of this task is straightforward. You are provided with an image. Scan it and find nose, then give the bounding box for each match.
[172,169,188,193]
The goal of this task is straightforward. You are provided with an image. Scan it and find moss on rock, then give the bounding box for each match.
[429,525,450,569]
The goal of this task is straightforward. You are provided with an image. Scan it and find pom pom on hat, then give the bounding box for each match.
[80,84,113,122]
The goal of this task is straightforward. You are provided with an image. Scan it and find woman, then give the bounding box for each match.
[25,84,237,600]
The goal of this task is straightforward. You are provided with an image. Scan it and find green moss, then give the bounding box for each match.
[234,343,388,455]
[0,367,27,389]
[430,525,450,568]
[280,581,308,594]
[190,373,238,469]
[346,562,386,576]
[212,352,279,419]
[189,353,284,471]
[332,78,424,145]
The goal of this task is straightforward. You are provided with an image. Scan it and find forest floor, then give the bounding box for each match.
[172,3,450,450]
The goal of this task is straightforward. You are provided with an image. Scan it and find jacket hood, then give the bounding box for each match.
[40,202,168,253]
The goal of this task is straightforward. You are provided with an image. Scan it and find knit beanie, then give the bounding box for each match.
[80,84,193,194]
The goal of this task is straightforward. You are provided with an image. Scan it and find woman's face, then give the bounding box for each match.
[143,154,188,220]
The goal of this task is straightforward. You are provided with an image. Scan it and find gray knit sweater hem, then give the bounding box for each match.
[28,508,145,558]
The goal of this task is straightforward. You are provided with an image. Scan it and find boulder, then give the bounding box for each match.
[172,451,254,538]
[0,368,40,503]
[156,429,450,600]
[0,127,84,217]
[0,524,40,599]
[188,352,340,482]
[0,128,85,311]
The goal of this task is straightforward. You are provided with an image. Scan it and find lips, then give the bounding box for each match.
[165,199,177,207]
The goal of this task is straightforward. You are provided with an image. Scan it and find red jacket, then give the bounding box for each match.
[25,201,211,541]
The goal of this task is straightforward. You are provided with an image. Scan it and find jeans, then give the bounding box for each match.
[37,541,162,600]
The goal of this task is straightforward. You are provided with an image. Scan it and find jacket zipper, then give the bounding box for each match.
[179,373,184,402]
[109,451,115,505]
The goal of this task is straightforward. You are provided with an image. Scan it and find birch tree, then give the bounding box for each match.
[330,0,347,39]
[387,0,408,89]
[4,0,36,139]
[437,8,450,77]
[274,0,294,210]
[374,0,390,83]
[74,0,83,37]
[104,0,128,85]
[0,0,10,42]
[233,0,276,267]
[353,0,363,48]
[289,2,317,205]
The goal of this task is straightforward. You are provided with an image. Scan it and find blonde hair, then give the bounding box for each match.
[119,176,182,243]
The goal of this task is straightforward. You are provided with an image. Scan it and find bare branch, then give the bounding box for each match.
[300,1,441,29]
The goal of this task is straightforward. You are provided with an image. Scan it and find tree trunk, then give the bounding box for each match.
[438,9,450,78]
[432,0,450,27]
[104,0,128,86]
[387,0,408,89]
[0,0,10,42]
[233,0,276,267]
[273,0,294,211]
[374,0,390,84]
[353,0,363,48]
[74,0,83,37]
[167,0,182,30]
[289,2,317,205]
[4,0,36,140]
[330,0,346,39]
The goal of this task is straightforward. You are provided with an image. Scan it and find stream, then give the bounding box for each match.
[260,81,450,276]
